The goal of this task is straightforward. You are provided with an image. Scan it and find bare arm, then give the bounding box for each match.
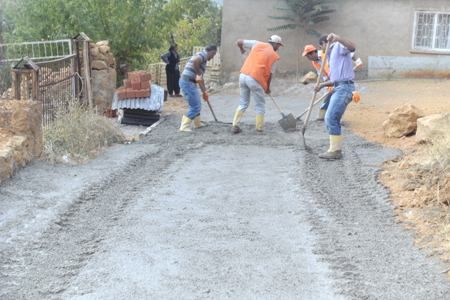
[196,75,207,93]
[236,39,245,54]
[327,33,355,52]
[266,73,272,94]
[192,56,203,76]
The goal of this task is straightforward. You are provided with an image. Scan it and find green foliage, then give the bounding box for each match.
[2,0,221,67]
[268,0,336,37]
[146,0,222,63]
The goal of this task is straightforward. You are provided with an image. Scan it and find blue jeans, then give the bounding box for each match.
[325,83,354,135]
[320,92,332,110]
[179,78,201,119]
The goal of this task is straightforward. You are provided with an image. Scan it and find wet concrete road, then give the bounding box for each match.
[1,86,449,299]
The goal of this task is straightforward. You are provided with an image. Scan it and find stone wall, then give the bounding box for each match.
[90,41,117,114]
[0,100,43,182]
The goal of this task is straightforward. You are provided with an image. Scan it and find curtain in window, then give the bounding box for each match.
[415,13,434,48]
[435,14,450,49]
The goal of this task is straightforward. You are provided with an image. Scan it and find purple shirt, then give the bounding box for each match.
[327,42,354,83]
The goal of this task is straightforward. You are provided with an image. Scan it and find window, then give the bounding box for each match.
[413,11,450,51]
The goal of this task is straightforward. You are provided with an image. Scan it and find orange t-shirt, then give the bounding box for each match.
[240,42,279,91]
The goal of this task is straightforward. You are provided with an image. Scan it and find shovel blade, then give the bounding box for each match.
[278,113,297,132]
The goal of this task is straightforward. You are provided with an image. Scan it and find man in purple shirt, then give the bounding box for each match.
[314,33,356,160]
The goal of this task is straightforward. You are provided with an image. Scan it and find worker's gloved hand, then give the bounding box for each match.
[352,91,361,103]
[202,91,209,102]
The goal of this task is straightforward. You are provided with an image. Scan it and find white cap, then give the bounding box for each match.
[268,35,284,46]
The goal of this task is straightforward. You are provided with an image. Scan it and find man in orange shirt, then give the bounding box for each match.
[231,35,283,134]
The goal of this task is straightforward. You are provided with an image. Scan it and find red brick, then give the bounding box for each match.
[123,79,131,88]
[128,72,138,82]
[127,89,137,98]
[135,89,150,98]
[140,80,150,90]
[116,87,127,100]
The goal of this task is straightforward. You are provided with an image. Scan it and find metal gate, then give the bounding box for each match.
[1,36,92,127]
[0,39,73,96]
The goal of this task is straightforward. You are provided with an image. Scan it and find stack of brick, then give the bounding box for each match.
[116,71,152,100]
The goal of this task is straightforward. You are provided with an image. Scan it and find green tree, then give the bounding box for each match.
[3,0,221,67]
[4,0,167,66]
[268,0,336,37]
[151,0,222,59]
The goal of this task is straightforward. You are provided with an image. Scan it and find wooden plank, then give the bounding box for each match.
[82,41,93,108]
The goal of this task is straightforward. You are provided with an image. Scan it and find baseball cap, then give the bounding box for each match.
[302,44,317,56]
[268,35,283,46]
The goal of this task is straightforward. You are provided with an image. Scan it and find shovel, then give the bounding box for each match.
[300,42,330,148]
[296,91,330,120]
[204,93,232,125]
[268,94,297,131]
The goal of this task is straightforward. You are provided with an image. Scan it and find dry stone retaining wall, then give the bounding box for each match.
[0,100,42,182]
[90,41,117,115]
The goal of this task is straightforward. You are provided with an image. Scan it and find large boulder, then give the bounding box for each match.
[382,104,424,138]
[91,60,109,70]
[299,71,317,85]
[416,113,450,143]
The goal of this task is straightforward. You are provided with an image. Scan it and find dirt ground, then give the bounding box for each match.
[344,79,450,274]
[165,78,450,276]
[1,78,449,299]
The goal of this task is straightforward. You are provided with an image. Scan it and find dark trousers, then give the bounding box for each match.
[166,69,180,95]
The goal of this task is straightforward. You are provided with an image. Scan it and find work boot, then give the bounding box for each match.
[231,109,245,134]
[316,109,326,121]
[231,125,242,134]
[179,115,193,132]
[319,135,343,160]
[255,114,264,132]
[232,109,244,126]
[193,115,207,128]
[318,150,342,160]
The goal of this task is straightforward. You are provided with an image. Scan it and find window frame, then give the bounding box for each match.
[412,10,450,53]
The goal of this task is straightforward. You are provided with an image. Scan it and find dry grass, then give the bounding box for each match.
[423,135,450,206]
[43,100,124,163]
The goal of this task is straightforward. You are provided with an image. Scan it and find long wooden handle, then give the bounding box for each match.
[268,94,284,116]
[206,100,219,122]
[296,91,330,120]
[301,42,330,134]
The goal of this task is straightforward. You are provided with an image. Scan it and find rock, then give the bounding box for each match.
[222,82,238,89]
[382,104,424,138]
[99,45,110,55]
[299,71,317,84]
[90,46,99,58]
[91,60,108,70]
[416,113,450,143]
[106,54,116,67]
[92,68,117,115]
[0,100,42,182]
[96,40,109,47]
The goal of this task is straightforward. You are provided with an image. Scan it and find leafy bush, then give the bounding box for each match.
[43,100,124,163]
